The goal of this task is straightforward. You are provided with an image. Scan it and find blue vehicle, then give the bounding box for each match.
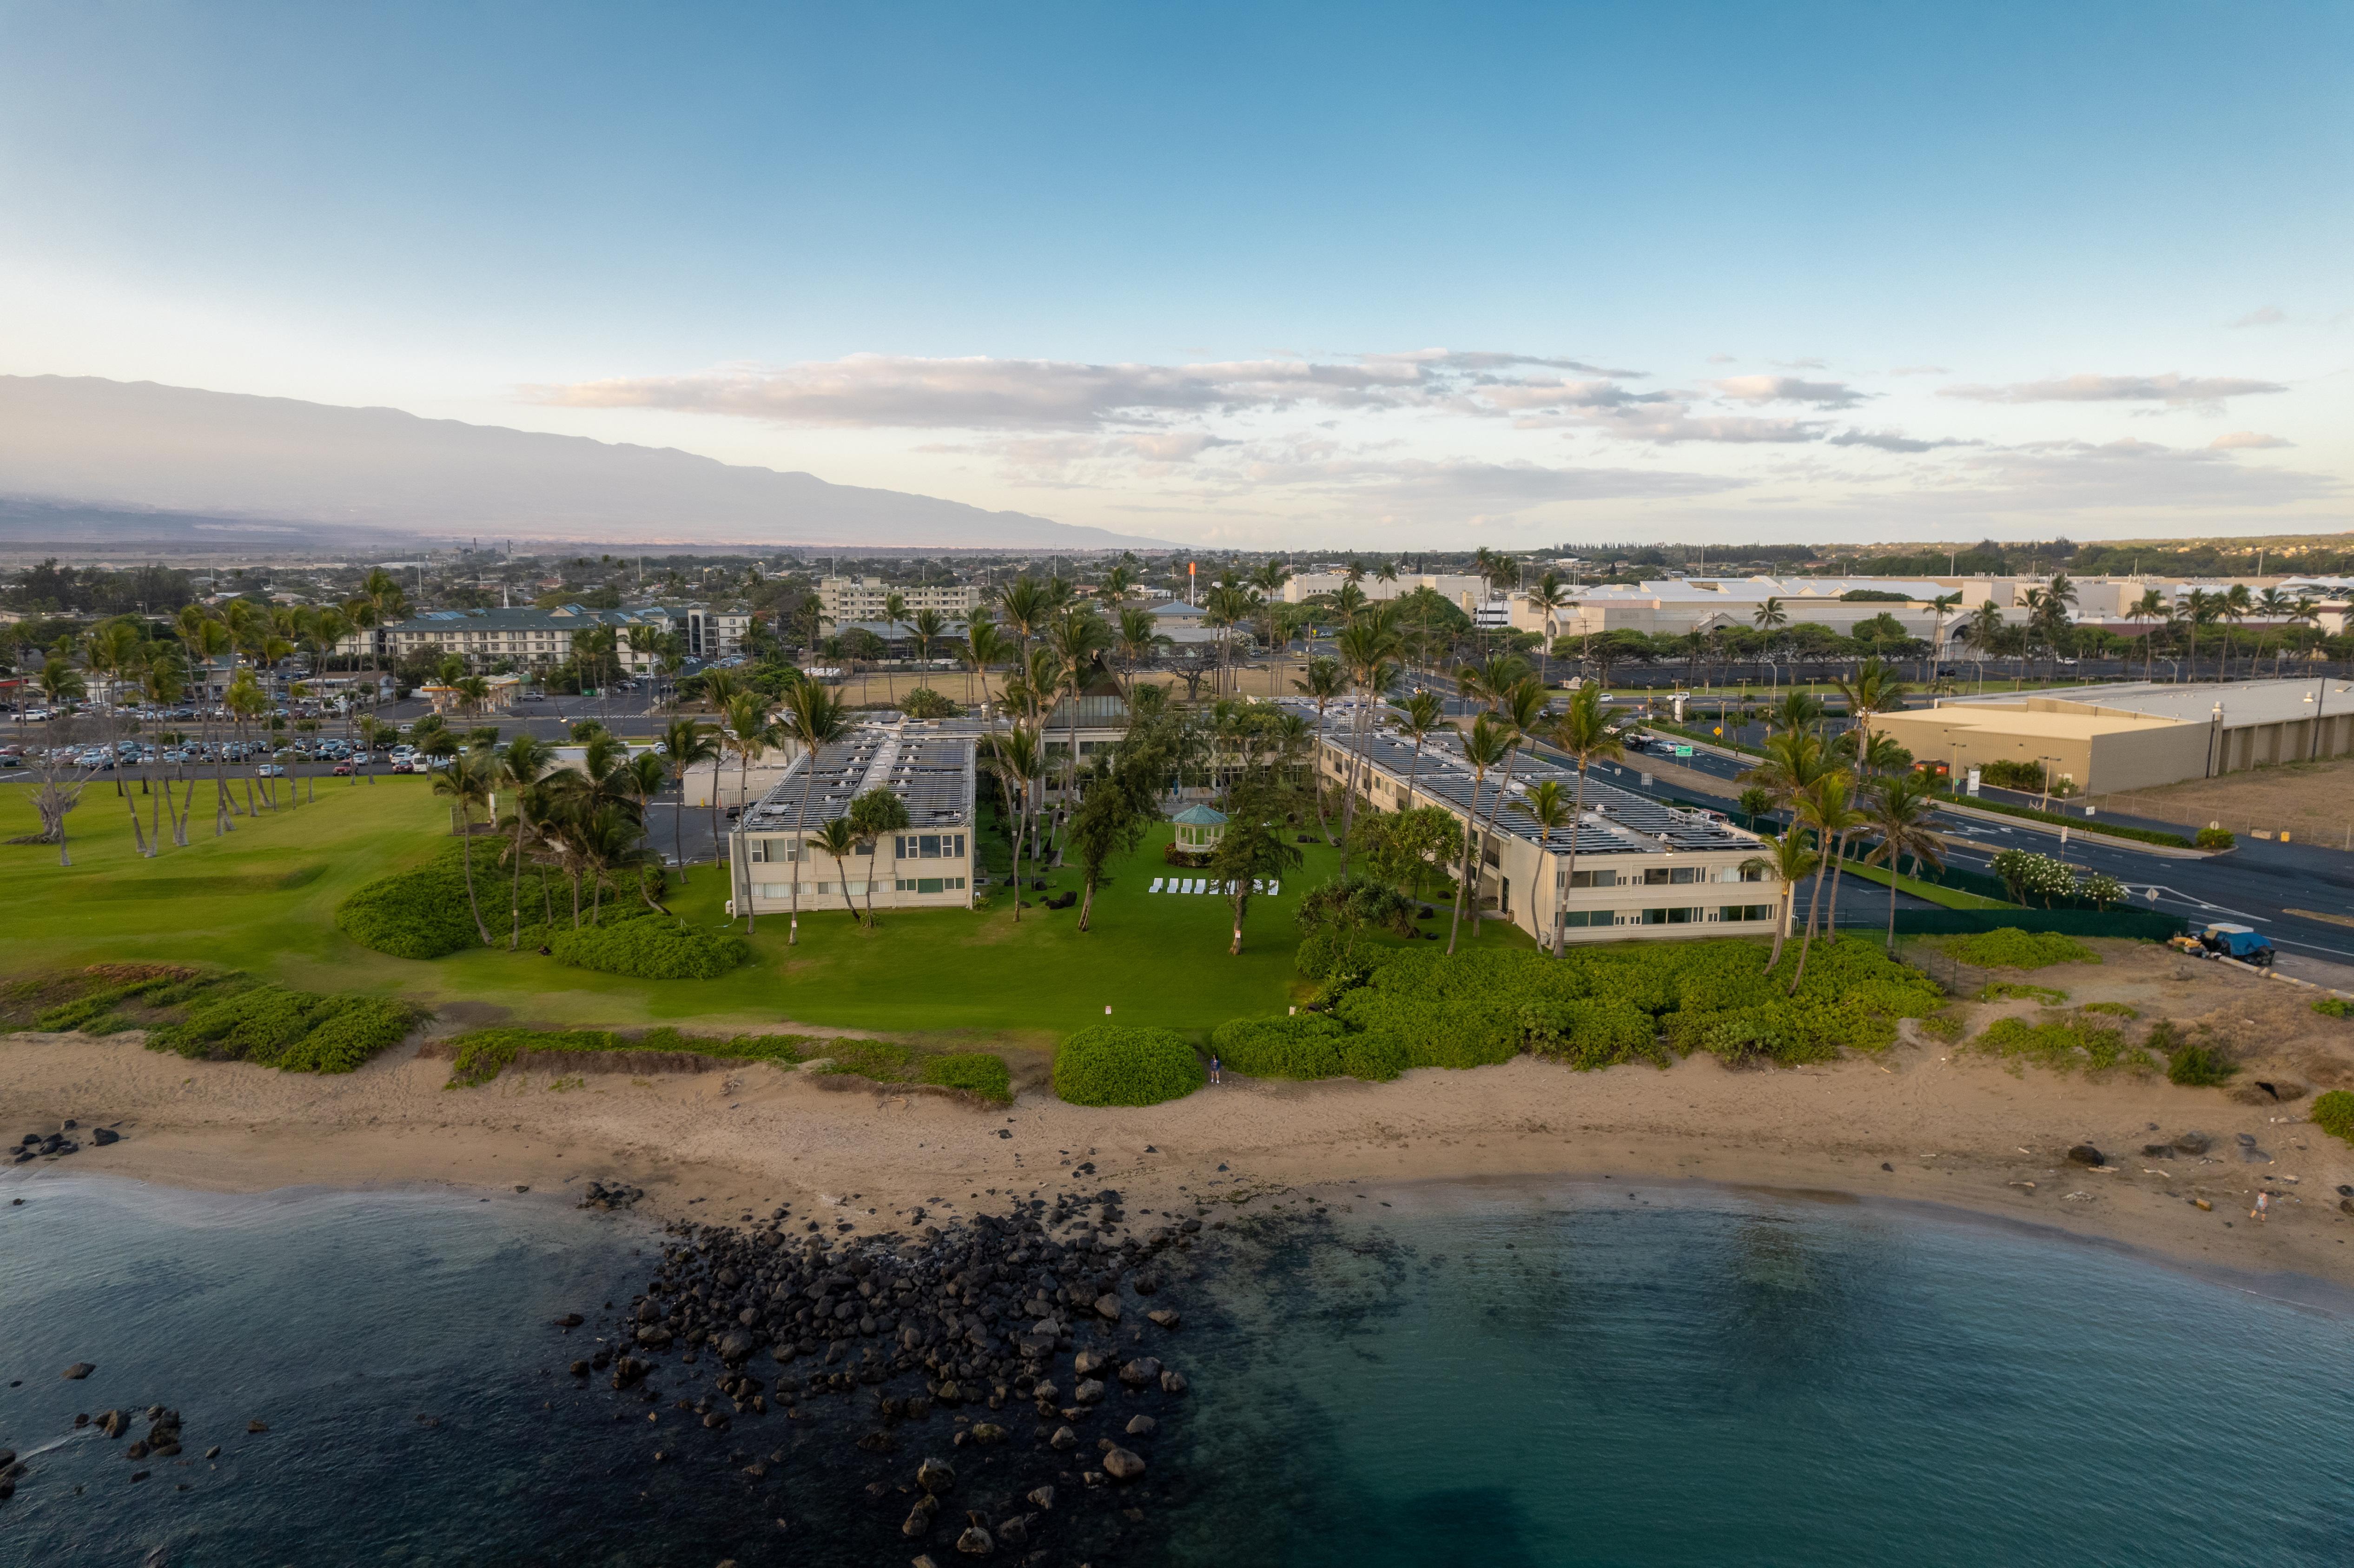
[2198,923,2275,968]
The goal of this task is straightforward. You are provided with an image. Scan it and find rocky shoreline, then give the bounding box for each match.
[568,1182,1230,1564]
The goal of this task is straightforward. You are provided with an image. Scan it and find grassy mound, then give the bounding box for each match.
[920,1051,1014,1103]
[1939,928,2098,971]
[547,914,752,980]
[148,982,425,1073]
[1052,1025,1203,1107]
[1209,1014,1350,1080]
[2311,1089,2354,1144]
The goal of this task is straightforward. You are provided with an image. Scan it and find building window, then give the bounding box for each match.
[1640,906,1702,924]
[1717,904,1775,922]
[1641,867,1701,885]
[1558,909,1612,928]
[894,834,965,860]
[1739,864,1766,882]
[1559,869,1614,889]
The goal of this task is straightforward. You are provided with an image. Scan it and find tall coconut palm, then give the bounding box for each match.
[879,591,908,702]
[495,734,555,947]
[997,576,1051,683]
[1786,771,1864,992]
[1387,688,1451,811]
[961,612,1010,716]
[1045,606,1112,841]
[811,816,864,923]
[2124,587,2168,682]
[1333,611,1404,875]
[849,785,911,928]
[1513,778,1574,952]
[774,680,853,942]
[1203,580,1256,699]
[661,716,721,881]
[1445,714,1518,955]
[1830,657,1908,768]
[981,724,1045,919]
[1861,776,1945,953]
[1469,678,1548,937]
[2182,588,2221,681]
[1741,830,1820,968]
[1524,572,1573,685]
[1114,606,1164,700]
[432,749,495,946]
[910,607,946,685]
[1540,682,1620,958]
[2253,587,2294,676]
[722,692,777,824]
[1925,592,1963,680]
[1292,656,1349,844]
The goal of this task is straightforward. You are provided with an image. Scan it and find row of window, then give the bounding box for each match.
[1558,904,1778,928]
[1560,865,1765,889]
[750,878,967,897]
[749,833,968,864]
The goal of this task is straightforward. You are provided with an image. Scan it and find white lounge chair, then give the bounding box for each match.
[1149,877,1164,893]
[1182,878,1198,894]
[1267,881,1280,897]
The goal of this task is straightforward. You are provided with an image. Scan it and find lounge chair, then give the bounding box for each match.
[1267,881,1280,897]
[1149,877,1164,893]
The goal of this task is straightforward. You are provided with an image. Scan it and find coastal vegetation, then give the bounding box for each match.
[1972,1012,2154,1076]
[1,962,423,1073]
[434,1024,1012,1099]
[1051,1026,1205,1106]
[2311,1089,2354,1144]
[1937,927,2098,971]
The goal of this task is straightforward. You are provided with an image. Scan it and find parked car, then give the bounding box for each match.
[257,763,288,777]
[331,761,355,776]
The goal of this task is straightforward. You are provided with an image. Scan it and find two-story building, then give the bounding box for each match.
[727,724,980,917]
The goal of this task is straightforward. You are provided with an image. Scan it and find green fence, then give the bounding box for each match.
[1842,909,2189,940]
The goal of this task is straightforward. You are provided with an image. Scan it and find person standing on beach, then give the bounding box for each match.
[1210,1054,1222,1086]
[2252,1191,2270,1222]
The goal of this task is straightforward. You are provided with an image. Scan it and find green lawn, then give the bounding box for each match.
[0,778,1527,1044]
[1837,860,2016,911]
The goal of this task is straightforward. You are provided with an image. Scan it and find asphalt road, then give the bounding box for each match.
[1604,729,2354,965]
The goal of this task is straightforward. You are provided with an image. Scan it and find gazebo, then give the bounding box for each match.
[1171,802,1229,854]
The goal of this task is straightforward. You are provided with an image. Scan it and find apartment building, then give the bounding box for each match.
[727,725,979,915]
[816,576,981,625]
[1316,725,1781,947]
[343,602,749,671]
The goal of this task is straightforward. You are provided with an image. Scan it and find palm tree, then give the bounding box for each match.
[2124,587,2168,682]
[981,724,1045,920]
[1786,771,1863,991]
[1523,571,1573,686]
[1203,580,1256,699]
[962,612,1010,715]
[2222,582,2254,679]
[910,607,946,686]
[1540,683,1620,959]
[1045,606,1112,840]
[849,785,911,927]
[1831,657,1908,767]
[1208,806,1307,956]
[1445,713,1518,955]
[1333,612,1405,874]
[1114,606,1164,700]
[1740,830,1820,968]
[722,692,776,826]
[661,717,721,881]
[1468,677,1548,938]
[879,590,908,702]
[1293,656,1349,844]
[1861,776,1945,953]
[1388,688,1451,811]
[432,749,495,946]
[2253,587,2294,677]
[1766,690,1825,735]
[774,680,853,941]
[2182,589,2221,681]
[1752,597,1789,691]
[1513,778,1574,952]
[495,734,555,947]
[996,576,1051,685]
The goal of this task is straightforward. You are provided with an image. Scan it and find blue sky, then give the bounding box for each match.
[4,0,2348,547]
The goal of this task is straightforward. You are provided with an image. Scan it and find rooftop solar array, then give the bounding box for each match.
[1329,729,1759,857]
[741,725,975,832]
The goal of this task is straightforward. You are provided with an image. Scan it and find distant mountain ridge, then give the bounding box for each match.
[0,375,1169,551]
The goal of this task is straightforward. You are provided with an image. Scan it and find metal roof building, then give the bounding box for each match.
[727,724,980,915]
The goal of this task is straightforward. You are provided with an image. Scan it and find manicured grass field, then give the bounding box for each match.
[0,777,1528,1043]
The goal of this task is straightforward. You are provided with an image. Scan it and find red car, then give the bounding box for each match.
[331,761,355,776]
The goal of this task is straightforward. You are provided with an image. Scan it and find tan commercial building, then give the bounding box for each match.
[1877,678,2354,794]
[1317,725,1782,947]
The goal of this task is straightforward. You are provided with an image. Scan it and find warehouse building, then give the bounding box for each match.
[1876,678,2354,794]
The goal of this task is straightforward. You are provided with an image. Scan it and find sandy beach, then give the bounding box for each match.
[9,941,2354,1292]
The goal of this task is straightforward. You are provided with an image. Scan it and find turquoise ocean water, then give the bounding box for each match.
[3,1174,2348,1566]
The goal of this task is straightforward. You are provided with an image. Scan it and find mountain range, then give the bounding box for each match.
[0,375,1168,552]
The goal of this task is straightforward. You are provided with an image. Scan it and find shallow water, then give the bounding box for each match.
[4,1175,2350,1566]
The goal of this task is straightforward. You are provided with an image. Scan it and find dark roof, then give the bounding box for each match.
[738,726,975,832]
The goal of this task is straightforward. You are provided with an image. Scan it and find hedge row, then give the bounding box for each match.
[545,913,752,980]
[436,1025,1010,1100]
[148,983,425,1074]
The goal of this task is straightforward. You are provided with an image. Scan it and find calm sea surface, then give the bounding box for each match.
[4,1174,2350,1566]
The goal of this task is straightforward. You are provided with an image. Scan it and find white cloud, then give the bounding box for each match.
[1706,353,1736,364]
[1939,371,2288,406]
[2229,306,2285,329]
[1889,364,1950,376]
[1711,375,1867,408]
[1826,428,1980,453]
[1587,407,1824,444]
[2209,430,2293,449]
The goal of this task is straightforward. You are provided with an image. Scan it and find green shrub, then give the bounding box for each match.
[2313,996,2353,1020]
[1210,1014,1349,1080]
[548,915,752,980]
[1339,1034,1411,1081]
[2311,1089,2354,1144]
[920,1052,1013,1102]
[1979,982,2069,1004]
[150,985,422,1074]
[1941,928,2098,971]
[2081,1001,2140,1018]
[1973,1013,2152,1075]
[276,997,424,1072]
[2163,1037,2240,1088]
[820,1038,917,1083]
[2195,827,2235,851]
[1053,1026,1203,1107]
[443,1027,617,1086]
[1524,1000,1666,1070]
[336,858,484,959]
